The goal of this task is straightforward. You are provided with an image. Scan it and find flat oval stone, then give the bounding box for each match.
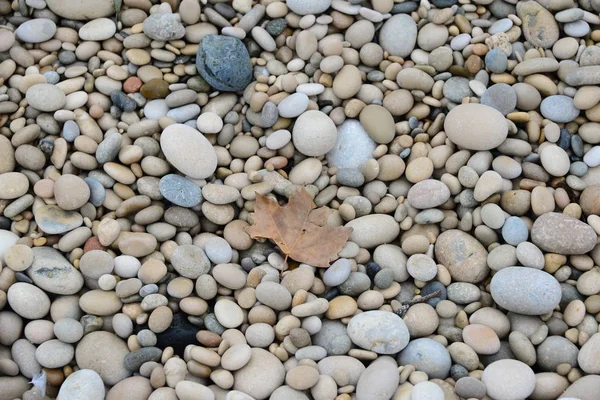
[491,267,561,315]
[233,348,285,400]
[34,205,83,234]
[540,95,580,123]
[356,357,400,400]
[15,18,56,43]
[435,230,489,283]
[75,331,131,386]
[78,18,116,41]
[26,84,66,112]
[29,247,84,295]
[407,179,451,209]
[159,174,202,208]
[160,124,217,180]
[531,212,597,254]
[196,35,252,92]
[444,103,508,150]
[345,215,400,248]
[347,311,409,354]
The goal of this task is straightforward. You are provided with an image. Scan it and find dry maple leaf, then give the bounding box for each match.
[246,188,353,267]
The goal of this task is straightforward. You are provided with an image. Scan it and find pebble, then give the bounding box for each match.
[293,110,338,157]
[379,14,417,57]
[398,338,451,379]
[15,19,56,43]
[540,95,580,123]
[435,230,489,283]
[531,212,597,254]
[286,0,331,15]
[327,119,376,170]
[444,104,508,150]
[196,35,252,92]
[57,369,105,400]
[160,124,217,180]
[491,267,561,315]
[143,13,185,41]
[26,83,66,112]
[347,311,409,354]
[159,174,202,207]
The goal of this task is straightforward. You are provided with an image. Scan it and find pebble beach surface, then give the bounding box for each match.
[2,0,600,399]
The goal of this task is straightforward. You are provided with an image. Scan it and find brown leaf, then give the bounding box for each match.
[246,188,353,267]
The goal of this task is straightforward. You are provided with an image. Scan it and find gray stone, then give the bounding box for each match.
[347,311,409,354]
[443,77,473,103]
[379,14,417,57]
[96,131,122,164]
[537,336,579,371]
[481,83,517,115]
[142,12,185,41]
[490,267,561,315]
[196,35,252,92]
[15,19,56,43]
[338,272,371,296]
[502,216,529,246]
[322,258,352,287]
[312,320,352,355]
[540,95,580,123]
[124,347,162,372]
[28,247,84,295]
[336,168,364,187]
[63,120,80,142]
[397,338,451,379]
[531,212,597,254]
[159,174,202,208]
[85,177,106,207]
[356,357,400,400]
[286,0,331,15]
[485,49,509,73]
[34,205,83,234]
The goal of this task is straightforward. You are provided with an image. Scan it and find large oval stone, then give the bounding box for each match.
[434,230,489,283]
[160,124,217,180]
[57,369,105,400]
[531,212,597,254]
[491,267,561,315]
[28,247,84,295]
[345,215,400,248]
[347,311,409,354]
[444,103,508,150]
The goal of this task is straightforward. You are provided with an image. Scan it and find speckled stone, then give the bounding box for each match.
[196,35,252,92]
[491,267,561,315]
[159,174,202,208]
[531,212,597,254]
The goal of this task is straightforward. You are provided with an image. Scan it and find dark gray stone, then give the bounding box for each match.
[124,347,162,371]
[266,18,287,35]
[159,174,202,208]
[196,35,252,92]
[110,91,137,112]
[536,336,579,371]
